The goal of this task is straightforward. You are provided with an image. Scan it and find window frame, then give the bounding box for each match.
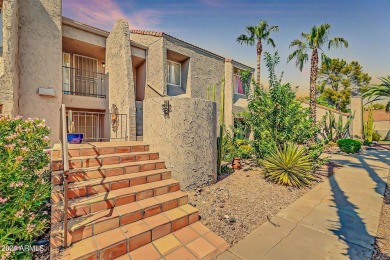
[167,60,181,87]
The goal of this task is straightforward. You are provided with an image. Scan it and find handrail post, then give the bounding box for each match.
[60,104,69,248]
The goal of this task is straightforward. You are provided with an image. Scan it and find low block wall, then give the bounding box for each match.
[143,97,217,189]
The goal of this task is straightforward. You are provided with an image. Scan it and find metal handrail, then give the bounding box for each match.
[147,84,166,97]
[62,66,107,98]
[60,104,69,248]
[68,110,128,142]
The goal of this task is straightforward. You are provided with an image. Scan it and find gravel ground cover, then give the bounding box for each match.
[373,177,390,260]
[186,161,327,245]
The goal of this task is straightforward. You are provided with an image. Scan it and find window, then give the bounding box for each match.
[167,60,181,86]
[233,74,245,95]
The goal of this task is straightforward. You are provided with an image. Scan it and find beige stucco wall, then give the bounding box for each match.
[301,102,350,123]
[106,20,136,141]
[224,60,234,128]
[63,95,106,111]
[62,24,106,48]
[144,97,217,189]
[351,96,363,138]
[17,0,62,143]
[130,34,165,97]
[373,121,390,140]
[164,37,225,125]
[0,0,19,116]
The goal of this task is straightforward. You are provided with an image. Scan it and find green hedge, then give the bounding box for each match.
[337,139,362,153]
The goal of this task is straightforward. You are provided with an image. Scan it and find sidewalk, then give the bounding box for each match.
[218,149,390,260]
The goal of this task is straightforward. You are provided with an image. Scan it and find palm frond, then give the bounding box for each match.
[289,39,307,49]
[328,37,349,49]
[321,53,332,68]
[237,34,255,45]
[269,25,280,32]
[267,38,276,48]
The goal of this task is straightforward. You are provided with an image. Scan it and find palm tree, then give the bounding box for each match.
[363,76,390,112]
[287,23,348,122]
[237,20,279,86]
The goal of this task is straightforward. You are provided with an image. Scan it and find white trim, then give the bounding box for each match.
[167,60,181,87]
[62,53,71,92]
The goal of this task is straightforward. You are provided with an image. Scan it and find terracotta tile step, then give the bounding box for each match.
[62,205,201,260]
[51,159,166,186]
[52,179,181,221]
[114,222,230,260]
[52,164,168,201]
[52,166,169,191]
[51,151,160,171]
[51,141,149,159]
[67,169,171,191]
[58,191,191,245]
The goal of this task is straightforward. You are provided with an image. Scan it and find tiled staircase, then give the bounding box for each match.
[50,142,229,260]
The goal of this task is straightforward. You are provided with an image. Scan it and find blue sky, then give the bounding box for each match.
[63,0,390,96]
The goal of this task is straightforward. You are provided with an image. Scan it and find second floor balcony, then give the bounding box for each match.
[62,66,107,98]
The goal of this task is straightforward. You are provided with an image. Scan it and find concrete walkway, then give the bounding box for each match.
[218,149,390,260]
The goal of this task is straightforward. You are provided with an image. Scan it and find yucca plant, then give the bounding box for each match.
[263,143,315,188]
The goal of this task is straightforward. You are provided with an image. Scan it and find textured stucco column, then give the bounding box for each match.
[351,96,363,138]
[18,0,62,143]
[143,97,217,189]
[0,0,19,116]
[106,20,136,141]
[224,59,234,130]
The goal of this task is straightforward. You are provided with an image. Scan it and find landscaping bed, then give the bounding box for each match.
[186,161,327,245]
[373,178,390,259]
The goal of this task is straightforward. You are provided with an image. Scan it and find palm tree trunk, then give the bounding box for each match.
[257,40,262,86]
[310,48,319,124]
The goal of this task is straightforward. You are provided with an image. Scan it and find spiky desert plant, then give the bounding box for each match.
[319,110,354,143]
[363,105,375,143]
[217,77,225,174]
[263,143,315,188]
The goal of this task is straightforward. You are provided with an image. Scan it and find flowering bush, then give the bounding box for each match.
[0,115,51,259]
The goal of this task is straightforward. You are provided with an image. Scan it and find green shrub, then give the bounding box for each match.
[245,84,318,159]
[373,131,381,141]
[0,115,51,259]
[262,143,316,188]
[222,123,253,162]
[337,138,362,153]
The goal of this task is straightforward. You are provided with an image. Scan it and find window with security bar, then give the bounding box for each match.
[167,60,181,86]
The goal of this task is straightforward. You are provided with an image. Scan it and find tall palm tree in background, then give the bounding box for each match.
[237,20,279,86]
[363,76,390,112]
[287,23,348,123]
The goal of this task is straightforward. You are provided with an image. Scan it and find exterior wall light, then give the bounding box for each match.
[162,100,172,118]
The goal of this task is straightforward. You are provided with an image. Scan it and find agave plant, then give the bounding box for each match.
[263,143,315,188]
[319,110,354,143]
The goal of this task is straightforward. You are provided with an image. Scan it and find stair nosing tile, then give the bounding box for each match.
[51,151,159,162]
[68,190,188,231]
[64,179,180,208]
[52,159,165,174]
[68,169,171,188]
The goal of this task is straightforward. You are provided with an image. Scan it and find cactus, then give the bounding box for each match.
[319,110,354,143]
[363,105,375,143]
[217,77,225,175]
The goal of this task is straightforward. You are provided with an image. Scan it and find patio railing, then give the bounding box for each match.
[62,66,107,98]
[67,110,128,142]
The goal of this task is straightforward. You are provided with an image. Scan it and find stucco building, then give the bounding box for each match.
[0,0,254,144]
